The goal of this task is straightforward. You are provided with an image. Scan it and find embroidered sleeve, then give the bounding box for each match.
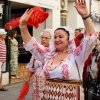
[24,37,49,61]
[26,55,35,72]
[26,55,42,72]
[73,32,98,66]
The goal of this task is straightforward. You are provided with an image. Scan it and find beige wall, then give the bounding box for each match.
[33,22,46,43]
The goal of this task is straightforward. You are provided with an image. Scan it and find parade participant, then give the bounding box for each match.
[25,28,53,99]
[19,0,98,99]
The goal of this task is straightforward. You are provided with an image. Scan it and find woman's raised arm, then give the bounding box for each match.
[19,8,34,43]
[19,9,49,62]
[74,0,94,35]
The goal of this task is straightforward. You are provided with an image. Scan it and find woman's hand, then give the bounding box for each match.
[25,71,34,82]
[74,0,94,35]
[74,0,89,17]
[19,8,34,25]
[8,36,11,40]
[25,77,31,82]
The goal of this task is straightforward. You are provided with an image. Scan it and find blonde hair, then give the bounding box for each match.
[40,28,53,37]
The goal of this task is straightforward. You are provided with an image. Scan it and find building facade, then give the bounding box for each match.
[60,0,100,32]
[0,0,60,85]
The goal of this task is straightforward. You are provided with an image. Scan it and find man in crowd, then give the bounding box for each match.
[74,28,83,47]
[74,28,81,37]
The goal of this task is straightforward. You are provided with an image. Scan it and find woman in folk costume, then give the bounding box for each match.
[19,0,98,99]
[25,28,53,99]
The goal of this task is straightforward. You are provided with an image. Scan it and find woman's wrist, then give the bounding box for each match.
[82,14,91,20]
[81,13,91,20]
[19,24,27,29]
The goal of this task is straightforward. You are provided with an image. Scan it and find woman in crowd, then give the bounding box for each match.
[19,0,98,99]
[25,28,53,99]
[9,30,19,79]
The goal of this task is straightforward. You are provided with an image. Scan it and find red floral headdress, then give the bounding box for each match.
[4,7,49,30]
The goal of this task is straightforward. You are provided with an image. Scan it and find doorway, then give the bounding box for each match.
[10,2,33,83]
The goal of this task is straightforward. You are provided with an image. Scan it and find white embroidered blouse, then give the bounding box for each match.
[25,32,98,81]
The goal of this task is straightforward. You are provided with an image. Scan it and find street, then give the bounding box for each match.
[0,80,33,100]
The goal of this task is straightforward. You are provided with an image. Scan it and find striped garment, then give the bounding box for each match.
[0,40,6,62]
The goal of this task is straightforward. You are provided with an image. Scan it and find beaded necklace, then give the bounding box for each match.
[46,58,69,71]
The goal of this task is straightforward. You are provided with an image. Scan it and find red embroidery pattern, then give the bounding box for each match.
[51,50,57,56]
[33,43,49,54]
[33,72,45,100]
[61,64,69,80]
[88,36,91,40]
[73,44,82,56]
[94,32,98,36]
[33,74,39,100]
[87,32,98,40]
[84,32,98,38]
[68,39,74,45]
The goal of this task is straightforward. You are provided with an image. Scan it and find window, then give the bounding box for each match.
[60,13,67,26]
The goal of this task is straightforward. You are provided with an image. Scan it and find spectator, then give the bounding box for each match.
[9,30,19,79]
[74,33,84,47]
[89,48,98,79]
[0,29,7,91]
[75,28,81,37]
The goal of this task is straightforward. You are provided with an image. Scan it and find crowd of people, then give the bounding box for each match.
[74,29,100,100]
[0,0,100,100]
[0,29,19,91]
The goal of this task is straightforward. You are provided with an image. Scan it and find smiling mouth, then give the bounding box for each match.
[56,43,61,45]
[42,42,45,44]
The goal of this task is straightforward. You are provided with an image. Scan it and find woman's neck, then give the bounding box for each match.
[58,49,68,54]
[11,37,14,39]
[0,37,4,41]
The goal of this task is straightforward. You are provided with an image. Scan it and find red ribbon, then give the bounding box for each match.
[16,82,29,100]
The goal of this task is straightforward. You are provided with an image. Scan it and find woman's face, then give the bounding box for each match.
[54,29,69,51]
[14,33,17,38]
[40,32,51,47]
